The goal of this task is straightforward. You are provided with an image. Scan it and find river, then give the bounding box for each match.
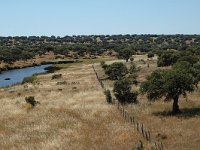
[0,64,51,88]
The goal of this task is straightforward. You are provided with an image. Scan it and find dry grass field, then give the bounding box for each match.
[95,55,200,150]
[1,55,199,150]
[0,58,148,150]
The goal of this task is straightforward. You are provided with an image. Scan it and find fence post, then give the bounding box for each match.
[130,116,133,124]
[126,112,129,122]
[141,124,144,137]
[155,142,158,150]
[160,141,163,150]
[133,118,136,129]
[127,113,130,122]
[145,131,148,141]
[137,122,139,132]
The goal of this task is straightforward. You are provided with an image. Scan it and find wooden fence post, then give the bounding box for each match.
[141,124,144,137]
[137,122,139,132]
[155,142,158,150]
[148,130,151,143]
[145,131,148,141]
[160,142,163,150]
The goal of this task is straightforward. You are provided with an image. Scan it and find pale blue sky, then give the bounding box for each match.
[0,0,200,36]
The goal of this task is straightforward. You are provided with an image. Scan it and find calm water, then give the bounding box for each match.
[0,64,51,88]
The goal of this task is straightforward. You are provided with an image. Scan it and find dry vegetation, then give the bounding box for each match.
[0,59,147,150]
[95,55,200,150]
[1,55,199,150]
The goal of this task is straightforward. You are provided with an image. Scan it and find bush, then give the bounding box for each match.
[25,96,40,107]
[100,61,108,70]
[130,57,134,62]
[22,75,37,84]
[113,79,138,104]
[44,66,62,73]
[105,62,128,80]
[52,74,62,80]
[129,63,139,74]
[100,61,105,67]
[147,52,154,58]
[104,89,112,104]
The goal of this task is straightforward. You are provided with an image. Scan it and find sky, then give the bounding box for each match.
[0,0,200,36]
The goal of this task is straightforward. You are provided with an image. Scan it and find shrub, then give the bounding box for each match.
[130,57,134,62]
[52,74,62,80]
[100,61,108,70]
[147,51,154,58]
[113,79,138,104]
[22,75,37,84]
[129,63,139,74]
[25,96,40,107]
[104,89,112,104]
[44,66,62,73]
[105,62,128,80]
[100,61,105,67]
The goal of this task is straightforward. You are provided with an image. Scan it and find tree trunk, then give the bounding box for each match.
[172,95,181,114]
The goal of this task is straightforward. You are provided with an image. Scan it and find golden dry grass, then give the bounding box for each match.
[0,62,145,150]
[95,55,200,150]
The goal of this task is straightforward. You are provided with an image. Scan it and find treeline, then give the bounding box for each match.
[1,34,200,63]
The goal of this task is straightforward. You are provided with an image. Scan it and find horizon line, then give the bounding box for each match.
[1,33,200,38]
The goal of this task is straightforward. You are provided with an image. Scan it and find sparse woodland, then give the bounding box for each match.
[0,35,200,150]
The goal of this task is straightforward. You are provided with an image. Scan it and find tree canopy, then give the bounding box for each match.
[118,47,135,62]
[113,79,138,104]
[140,68,195,114]
[157,51,180,67]
[105,62,128,80]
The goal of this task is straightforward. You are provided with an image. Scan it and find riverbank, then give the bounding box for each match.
[0,59,77,72]
[0,52,56,72]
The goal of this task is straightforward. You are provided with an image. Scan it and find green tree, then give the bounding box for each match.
[127,63,139,85]
[113,79,138,104]
[173,61,200,88]
[192,62,200,87]
[119,47,135,62]
[177,55,199,65]
[105,62,128,80]
[140,69,195,114]
[157,51,180,67]
[147,51,154,59]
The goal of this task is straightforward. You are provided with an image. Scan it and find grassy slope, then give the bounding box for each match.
[0,58,144,150]
[96,55,200,150]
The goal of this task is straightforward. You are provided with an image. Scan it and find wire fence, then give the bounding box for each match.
[92,64,164,150]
